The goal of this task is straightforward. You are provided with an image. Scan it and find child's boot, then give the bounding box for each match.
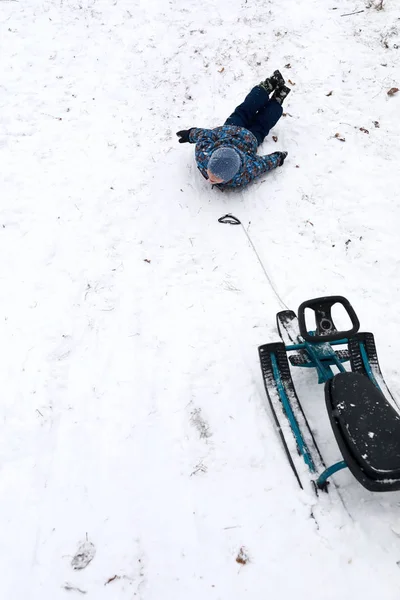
[259,70,285,93]
[271,84,291,105]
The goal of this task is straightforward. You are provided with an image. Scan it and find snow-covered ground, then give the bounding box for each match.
[1,0,400,597]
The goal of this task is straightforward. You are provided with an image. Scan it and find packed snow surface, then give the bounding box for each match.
[1,0,400,598]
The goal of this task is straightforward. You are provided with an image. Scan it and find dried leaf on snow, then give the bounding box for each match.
[236,547,250,565]
[334,133,346,142]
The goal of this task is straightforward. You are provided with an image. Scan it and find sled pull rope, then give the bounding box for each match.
[218,214,289,311]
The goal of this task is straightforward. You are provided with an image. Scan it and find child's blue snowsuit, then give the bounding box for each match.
[188,86,284,190]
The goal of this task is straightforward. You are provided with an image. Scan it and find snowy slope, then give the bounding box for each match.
[1,0,400,598]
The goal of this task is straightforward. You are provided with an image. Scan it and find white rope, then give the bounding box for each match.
[218,214,289,311]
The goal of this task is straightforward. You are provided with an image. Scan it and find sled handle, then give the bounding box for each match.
[298,296,360,343]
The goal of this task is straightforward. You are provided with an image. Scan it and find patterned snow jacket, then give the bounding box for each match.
[188,125,282,190]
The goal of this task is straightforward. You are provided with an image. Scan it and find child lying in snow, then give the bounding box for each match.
[177,70,290,190]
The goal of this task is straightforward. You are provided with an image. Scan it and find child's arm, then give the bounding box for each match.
[259,152,285,172]
[188,128,216,143]
[176,128,218,180]
[223,152,287,188]
[176,128,216,144]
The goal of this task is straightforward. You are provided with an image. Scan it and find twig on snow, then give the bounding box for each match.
[105,575,121,585]
[341,9,364,16]
[63,583,87,594]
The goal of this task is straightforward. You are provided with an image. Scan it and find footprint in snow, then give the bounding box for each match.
[71,538,96,570]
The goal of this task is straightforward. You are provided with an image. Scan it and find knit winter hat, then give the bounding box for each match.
[208,147,241,183]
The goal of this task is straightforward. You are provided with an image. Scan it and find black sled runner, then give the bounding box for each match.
[258,296,400,493]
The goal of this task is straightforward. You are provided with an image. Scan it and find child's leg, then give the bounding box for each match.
[247,99,283,146]
[225,86,270,129]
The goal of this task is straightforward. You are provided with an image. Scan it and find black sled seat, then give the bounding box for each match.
[325,372,400,491]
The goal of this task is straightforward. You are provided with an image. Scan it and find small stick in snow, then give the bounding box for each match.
[63,583,87,594]
[41,112,62,121]
[104,574,134,585]
[190,461,207,476]
[105,575,121,585]
[341,9,364,16]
